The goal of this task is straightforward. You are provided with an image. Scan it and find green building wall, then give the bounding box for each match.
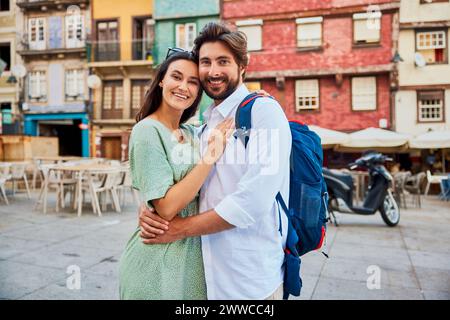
[153,0,220,123]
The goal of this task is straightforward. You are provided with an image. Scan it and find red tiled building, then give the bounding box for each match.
[222,0,400,131]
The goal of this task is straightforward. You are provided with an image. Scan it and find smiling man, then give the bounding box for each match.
[138,22,292,300]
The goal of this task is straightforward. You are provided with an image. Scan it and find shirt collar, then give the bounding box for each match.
[203,84,250,121]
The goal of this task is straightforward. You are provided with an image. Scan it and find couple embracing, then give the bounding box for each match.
[119,22,292,300]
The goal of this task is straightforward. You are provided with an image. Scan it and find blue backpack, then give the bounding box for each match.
[234,93,329,299]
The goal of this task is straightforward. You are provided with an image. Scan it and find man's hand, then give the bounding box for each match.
[138,202,170,239]
[142,215,187,245]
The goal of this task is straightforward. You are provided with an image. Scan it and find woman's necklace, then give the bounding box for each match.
[176,128,185,143]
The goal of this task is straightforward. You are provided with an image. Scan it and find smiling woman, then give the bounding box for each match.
[135,51,203,124]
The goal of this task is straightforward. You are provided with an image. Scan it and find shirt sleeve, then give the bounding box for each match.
[129,124,174,205]
[214,98,292,228]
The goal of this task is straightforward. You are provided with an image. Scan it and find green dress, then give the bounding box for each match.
[119,118,207,300]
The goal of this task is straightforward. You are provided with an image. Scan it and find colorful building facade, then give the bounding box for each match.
[222,0,400,132]
[15,0,90,157]
[88,0,154,160]
[395,0,450,135]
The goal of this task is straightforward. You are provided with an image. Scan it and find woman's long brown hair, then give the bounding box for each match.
[135,51,203,124]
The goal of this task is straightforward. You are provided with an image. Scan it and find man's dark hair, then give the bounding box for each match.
[192,22,249,79]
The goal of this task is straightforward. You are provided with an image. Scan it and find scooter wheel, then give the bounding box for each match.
[379,191,400,227]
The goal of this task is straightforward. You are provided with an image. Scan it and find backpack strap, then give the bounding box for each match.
[234,93,273,148]
[275,192,286,235]
[235,93,285,237]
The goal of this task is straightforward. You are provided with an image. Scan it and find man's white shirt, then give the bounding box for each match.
[199,84,292,300]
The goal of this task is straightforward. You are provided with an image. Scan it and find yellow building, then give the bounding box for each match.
[88,0,154,160]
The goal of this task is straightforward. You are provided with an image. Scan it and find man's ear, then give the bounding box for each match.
[240,66,247,79]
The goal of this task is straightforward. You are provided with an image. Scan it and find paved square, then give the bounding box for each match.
[0,191,449,300]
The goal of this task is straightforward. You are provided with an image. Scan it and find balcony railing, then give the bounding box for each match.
[17,33,86,55]
[132,39,153,61]
[16,0,89,10]
[88,41,121,62]
[87,39,154,63]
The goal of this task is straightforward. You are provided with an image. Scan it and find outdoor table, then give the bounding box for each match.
[33,156,86,164]
[47,163,128,217]
[0,161,32,165]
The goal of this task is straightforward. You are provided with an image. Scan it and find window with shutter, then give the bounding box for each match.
[102,81,123,119]
[176,23,196,50]
[295,79,319,111]
[65,69,84,100]
[353,12,381,44]
[416,30,447,64]
[66,14,84,48]
[103,86,112,110]
[28,71,47,101]
[237,20,263,51]
[131,79,150,117]
[296,17,322,48]
[418,91,444,122]
[352,77,377,111]
[28,17,46,50]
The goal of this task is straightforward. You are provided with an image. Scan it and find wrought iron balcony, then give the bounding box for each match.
[86,39,154,62]
[16,0,89,11]
[17,34,86,57]
[132,39,153,61]
[87,40,121,62]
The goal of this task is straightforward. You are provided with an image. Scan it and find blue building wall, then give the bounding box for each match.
[23,113,90,157]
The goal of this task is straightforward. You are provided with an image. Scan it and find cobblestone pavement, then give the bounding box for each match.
[0,190,449,300]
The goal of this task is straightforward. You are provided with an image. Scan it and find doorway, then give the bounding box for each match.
[101,136,122,160]
[38,120,82,156]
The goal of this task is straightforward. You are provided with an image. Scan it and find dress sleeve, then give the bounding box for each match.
[129,125,174,204]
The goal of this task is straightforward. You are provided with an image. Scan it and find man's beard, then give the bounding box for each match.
[201,75,240,101]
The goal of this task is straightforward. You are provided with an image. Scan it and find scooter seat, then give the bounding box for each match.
[323,168,354,188]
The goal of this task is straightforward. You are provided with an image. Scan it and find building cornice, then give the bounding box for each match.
[246,64,394,80]
[223,2,400,22]
[400,21,450,29]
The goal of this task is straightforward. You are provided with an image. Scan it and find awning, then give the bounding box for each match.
[409,130,450,149]
[309,125,350,148]
[333,127,411,152]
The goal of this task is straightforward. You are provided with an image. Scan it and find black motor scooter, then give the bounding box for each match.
[323,152,400,227]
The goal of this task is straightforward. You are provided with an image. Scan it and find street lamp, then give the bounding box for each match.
[391,51,404,63]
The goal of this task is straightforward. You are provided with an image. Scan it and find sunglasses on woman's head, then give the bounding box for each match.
[165,47,191,59]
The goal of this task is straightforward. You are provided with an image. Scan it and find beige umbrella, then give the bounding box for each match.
[409,130,450,149]
[336,127,411,152]
[410,130,450,173]
[309,125,350,149]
